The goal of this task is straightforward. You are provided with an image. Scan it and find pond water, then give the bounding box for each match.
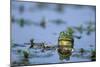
[11,1,96,66]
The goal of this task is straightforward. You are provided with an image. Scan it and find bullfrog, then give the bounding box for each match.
[58,27,74,52]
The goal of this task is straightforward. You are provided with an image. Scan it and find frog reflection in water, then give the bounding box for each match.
[58,49,72,61]
[57,38,74,61]
[58,27,74,61]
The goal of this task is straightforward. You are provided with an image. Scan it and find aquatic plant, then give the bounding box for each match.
[18,5,25,14]
[74,35,81,39]
[17,18,32,27]
[66,27,74,37]
[50,19,66,25]
[31,17,47,28]
[85,21,95,35]
[29,39,34,48]
[79,48,85,55]
[73,24,84,34]
[59,27,74,38]
[18,18,25,27]
[17,49,22,53]
[23,50,29,59]
[90,50,96,61]
[73,22,95,36]
[40,17,46,29]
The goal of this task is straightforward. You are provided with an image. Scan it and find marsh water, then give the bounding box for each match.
[11,1,96,66]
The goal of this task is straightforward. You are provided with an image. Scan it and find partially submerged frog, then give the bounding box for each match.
[58,27,74,52]
[57,27,75,60]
